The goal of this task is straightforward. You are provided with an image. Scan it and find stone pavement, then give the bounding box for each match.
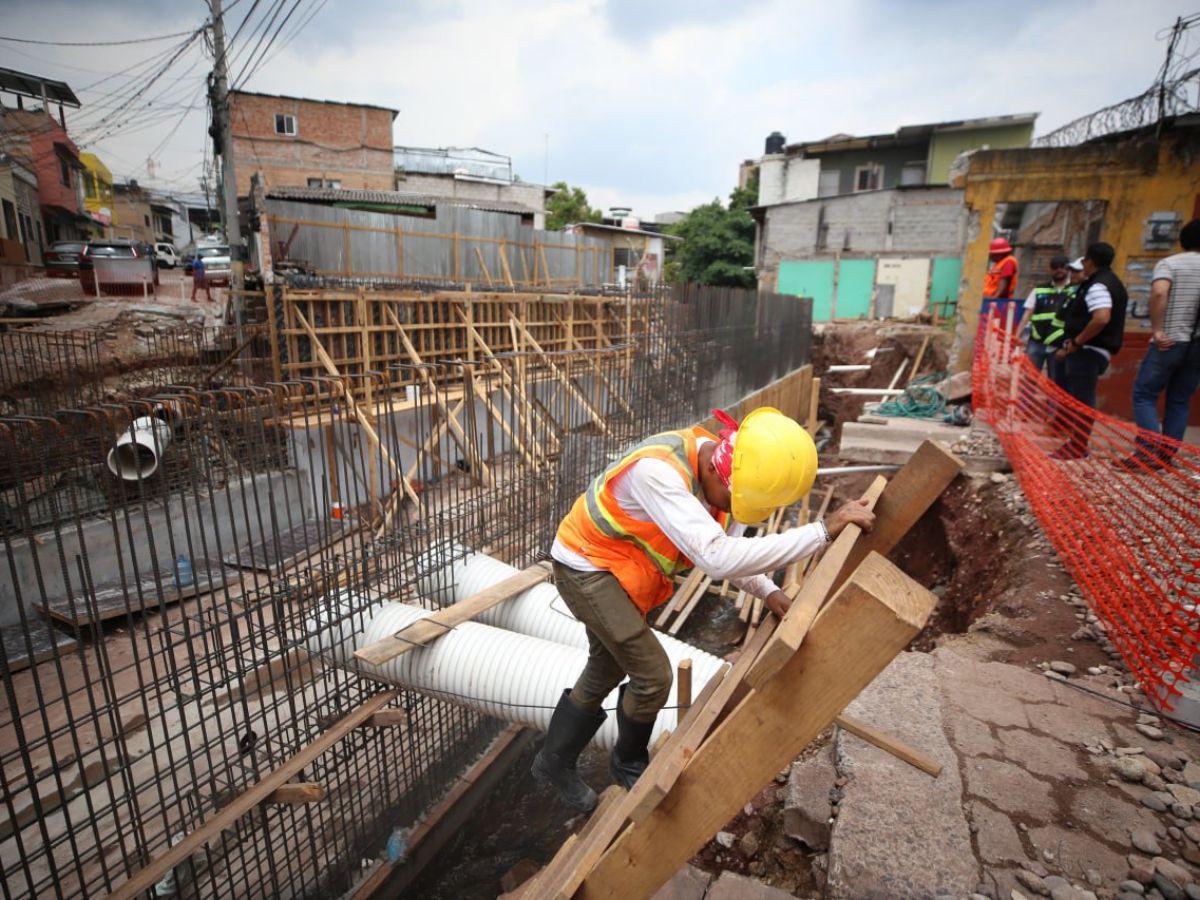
[786,647,1200,899]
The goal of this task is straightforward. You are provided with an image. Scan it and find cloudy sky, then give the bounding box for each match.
[3,0,1197,216]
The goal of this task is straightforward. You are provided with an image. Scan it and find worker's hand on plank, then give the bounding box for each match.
[765,589,792,619]
[825,497,876,537]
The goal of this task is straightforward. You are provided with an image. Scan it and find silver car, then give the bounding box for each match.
[193,245,231,285]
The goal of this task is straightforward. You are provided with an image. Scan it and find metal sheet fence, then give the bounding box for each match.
[265,200,609,287]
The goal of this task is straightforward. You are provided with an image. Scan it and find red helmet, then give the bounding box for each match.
[989,237,1014,255]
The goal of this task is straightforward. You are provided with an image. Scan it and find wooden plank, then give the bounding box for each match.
[575,554,936,899]
[265,782,326,805]
[667,576,712,636]
[829,439,963,596]
[908,333,931,383]
[107,690,400,900]
[744,477,887,690]
[834,713,942,777]
[363,709,408,728]
[676,660,692,729]
[353,561,553,666]
[653,569,701,628]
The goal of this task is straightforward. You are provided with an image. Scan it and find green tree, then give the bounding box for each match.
[666,178,758,287]
[545,181,602,231]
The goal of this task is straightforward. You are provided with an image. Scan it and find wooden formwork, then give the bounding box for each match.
[266,288,650,385]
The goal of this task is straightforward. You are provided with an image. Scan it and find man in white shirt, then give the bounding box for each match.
[1120,219,1200,469]
[533,408,875,810]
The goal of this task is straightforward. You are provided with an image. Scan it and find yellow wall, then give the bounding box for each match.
[953,132,1200,369]
[79,153,115,228]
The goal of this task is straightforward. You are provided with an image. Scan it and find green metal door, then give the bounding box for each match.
[777,261,835,322]
[835,259,875,319]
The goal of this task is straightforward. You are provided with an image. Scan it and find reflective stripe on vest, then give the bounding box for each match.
[1029,285,1073,344]
[555,426,732,613]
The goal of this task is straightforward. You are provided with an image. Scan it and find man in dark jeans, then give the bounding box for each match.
[1052,242,1128,459]
[1119,219,1200,469]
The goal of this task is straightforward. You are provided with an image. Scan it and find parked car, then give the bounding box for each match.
[154,242,179,268]
[78,239,158,296]
[192,244,232,286]
[43,240,86,278]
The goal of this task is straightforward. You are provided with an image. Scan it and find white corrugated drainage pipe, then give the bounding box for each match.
[107,415,172,481]
[417,547,725,690]
[308,596,691,750]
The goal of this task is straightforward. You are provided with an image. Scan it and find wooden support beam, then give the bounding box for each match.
[473,246,495,287]
[676,660,692,729]
[575,554,935,899]
[834,713,942,778]
[654,569,702,628]
[292,307,421,511]
[108,690,400,900]
[353,561,553,666]
[829,439,963,596]
[265,782,326,805]
[908,333,931,384]
[509,316,609,434]
[363,709,408,728]
[385,305,492,487]
[667,575,712,636]
[744,476,887,690]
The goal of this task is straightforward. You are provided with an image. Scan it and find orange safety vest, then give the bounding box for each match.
[556,426,732,615]
[984,254,1018,298]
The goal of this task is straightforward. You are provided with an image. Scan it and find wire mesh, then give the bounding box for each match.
[0,283,812,897]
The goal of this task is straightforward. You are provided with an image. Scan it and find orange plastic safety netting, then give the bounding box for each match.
[973,315,1200,712]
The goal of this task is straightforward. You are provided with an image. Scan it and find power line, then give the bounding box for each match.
[0,30,197,47]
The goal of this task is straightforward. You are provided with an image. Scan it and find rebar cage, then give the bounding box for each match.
[0,284,812,898]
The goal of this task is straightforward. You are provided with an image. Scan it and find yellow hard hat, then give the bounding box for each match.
[730,407,818,524]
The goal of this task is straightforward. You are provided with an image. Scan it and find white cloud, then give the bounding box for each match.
[2,0,1194,216]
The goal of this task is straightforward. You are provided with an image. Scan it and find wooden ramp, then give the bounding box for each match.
[509,440,963,900]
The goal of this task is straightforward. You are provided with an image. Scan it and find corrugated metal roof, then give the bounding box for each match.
[265,185,538,216]
[0,66,80,107]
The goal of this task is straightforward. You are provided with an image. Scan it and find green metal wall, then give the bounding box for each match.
[835,259,875,318]
[930,257,963,308]
[777,261,835,321]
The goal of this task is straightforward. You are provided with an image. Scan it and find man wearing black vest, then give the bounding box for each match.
[1052,242,1128,459]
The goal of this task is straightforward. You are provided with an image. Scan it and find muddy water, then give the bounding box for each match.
[407,593,743,898]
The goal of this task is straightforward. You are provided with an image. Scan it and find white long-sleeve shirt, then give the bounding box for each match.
[551,439,829,601]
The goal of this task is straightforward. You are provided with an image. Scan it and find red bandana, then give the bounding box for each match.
[710,409,738,488]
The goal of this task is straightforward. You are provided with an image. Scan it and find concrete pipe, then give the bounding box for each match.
[418,547,726,690]
[107,415,173,481]
[309,595,701,749]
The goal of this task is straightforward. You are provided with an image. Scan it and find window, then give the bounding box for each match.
[817,170,841,198]
[58,155,70,187]
[853,165,880,192]
[275,114,297,136]
[144,215,151,227]
[900,163,926,186]
[306,177,341,189]
[82,172,96,199]
[2,200,16,241]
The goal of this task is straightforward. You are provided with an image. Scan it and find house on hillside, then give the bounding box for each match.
[393,146,551,229]
[228,90,398,196]
[746,114,1036,320]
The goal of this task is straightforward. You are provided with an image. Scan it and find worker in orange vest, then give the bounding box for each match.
[534,407,876,810]
[984,237,1019,299]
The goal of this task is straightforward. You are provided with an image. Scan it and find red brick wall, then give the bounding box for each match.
[3,111,80,212]
[228,92,395,194]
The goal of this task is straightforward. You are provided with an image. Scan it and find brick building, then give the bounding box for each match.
[228,90,397,196]
[0,108,88,244]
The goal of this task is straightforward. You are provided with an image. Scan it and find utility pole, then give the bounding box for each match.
[208,0,245,318]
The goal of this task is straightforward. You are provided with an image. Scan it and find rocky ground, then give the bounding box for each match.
[679,468,1200,900]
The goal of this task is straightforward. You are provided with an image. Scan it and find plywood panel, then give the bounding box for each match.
[835,259,875,319]
[876,257,931,317]
[778,261,835,322]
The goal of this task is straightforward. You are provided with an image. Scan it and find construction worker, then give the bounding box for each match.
[1017,254,1074,376]
[533,407,876,810]
[1052,242,1129,459]
[984,237,1019,300]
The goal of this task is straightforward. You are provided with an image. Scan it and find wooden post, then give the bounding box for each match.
[342,221,352,276]
[574,554,935,900]
[676,660,692,729]
[473,246,494,288]
[509,316,609,434]
[498,241,515,289]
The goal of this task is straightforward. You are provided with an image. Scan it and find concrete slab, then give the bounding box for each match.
[826,652,979,899]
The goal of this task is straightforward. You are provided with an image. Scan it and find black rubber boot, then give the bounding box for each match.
[609,683,656,790]
[532,689,606,812]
